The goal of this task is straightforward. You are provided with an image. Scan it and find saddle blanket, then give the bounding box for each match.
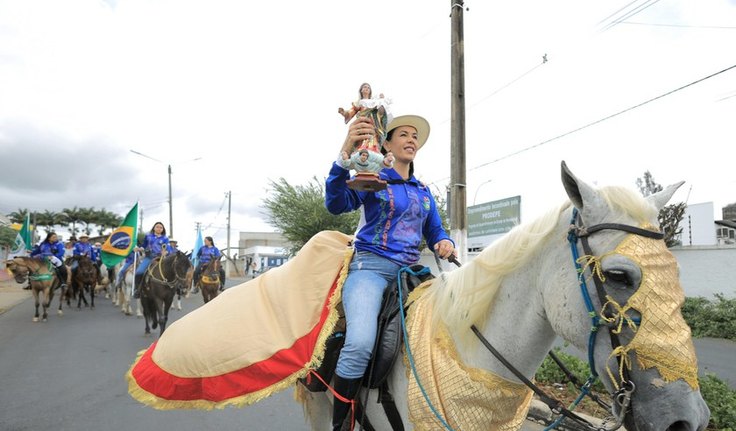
[126,230,352,410]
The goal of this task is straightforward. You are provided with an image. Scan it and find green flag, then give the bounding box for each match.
[101,203,139,267]
[9,214,32,258]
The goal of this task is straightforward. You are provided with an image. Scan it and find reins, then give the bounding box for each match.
[145,252,189,288]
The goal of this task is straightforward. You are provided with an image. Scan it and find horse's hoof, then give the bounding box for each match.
[32,317,39,322]
[58,310,63,316]
[42,318,48,322]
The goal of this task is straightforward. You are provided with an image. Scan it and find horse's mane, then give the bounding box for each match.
[427,185,657,342]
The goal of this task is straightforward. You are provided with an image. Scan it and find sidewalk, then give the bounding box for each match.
[0,269,31,314]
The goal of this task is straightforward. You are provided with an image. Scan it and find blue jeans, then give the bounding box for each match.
[117,261,133,284]
[335,251,401,379]
[135,256,153,276]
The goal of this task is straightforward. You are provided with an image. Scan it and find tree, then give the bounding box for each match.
[36,210,61,234]
[636,171,686,247]
[262,177,360,255]
[61,206,84,236]
[0,225,17,248]
[93,208,122,235]
[7,208,31,224]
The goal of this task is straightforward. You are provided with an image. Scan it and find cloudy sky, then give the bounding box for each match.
[1,0,735,252]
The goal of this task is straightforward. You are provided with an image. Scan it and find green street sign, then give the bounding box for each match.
[468,196,521,239]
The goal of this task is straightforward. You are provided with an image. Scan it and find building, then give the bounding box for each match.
[237,231,291,276]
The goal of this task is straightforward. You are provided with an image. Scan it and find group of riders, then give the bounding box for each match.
[23,221,226,297]
[113,221,226,297]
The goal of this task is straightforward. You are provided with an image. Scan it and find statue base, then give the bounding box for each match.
[346,173,387,192]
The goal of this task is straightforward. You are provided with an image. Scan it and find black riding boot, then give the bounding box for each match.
[55,265,68,289]
[133,274,143,298]
[332,375,362,431]
[219,268,226,291]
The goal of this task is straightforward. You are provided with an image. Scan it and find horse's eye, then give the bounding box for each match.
[604,269,630,286]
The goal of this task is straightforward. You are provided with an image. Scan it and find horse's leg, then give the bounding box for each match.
[57,283,64,316]
[300,389,333,431]
[32,289,40,322]
[42,287,51,321]
[90,283,95,309]
[157,296,169,336]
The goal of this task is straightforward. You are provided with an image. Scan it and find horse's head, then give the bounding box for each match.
[6,258,29,283]
[553,161,709,431]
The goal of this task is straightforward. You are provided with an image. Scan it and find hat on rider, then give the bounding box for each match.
[78,233,89,238]
[385,115,430,150]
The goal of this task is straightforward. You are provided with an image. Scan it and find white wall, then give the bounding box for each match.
[679,202,717,246]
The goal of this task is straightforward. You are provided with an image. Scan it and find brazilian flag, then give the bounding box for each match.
[101,203,139,267]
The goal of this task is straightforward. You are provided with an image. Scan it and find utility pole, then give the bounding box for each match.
[226,191,232,258]
[450,0,468,263]
[168,164,173,238]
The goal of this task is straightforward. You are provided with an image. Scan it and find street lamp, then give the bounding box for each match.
[473,179,493,205]
[129,150,201,239]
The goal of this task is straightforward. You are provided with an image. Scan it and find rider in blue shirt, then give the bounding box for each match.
[325,114,455,430]
[30,231,68,289]
[70,233,93,275]
[133,221,170,298]
[193,236,225,290]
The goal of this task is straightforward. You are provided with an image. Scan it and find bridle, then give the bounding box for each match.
[467,207,665,431]
[11,257,55,282]
[146,252,190,288]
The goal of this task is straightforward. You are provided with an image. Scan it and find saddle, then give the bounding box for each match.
[300,264,434,392]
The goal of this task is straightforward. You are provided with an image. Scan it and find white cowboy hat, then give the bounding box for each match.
[386,115,430,150]
[78,233,89,238]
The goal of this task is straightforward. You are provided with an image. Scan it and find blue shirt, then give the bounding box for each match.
[141,233,169,257]
[325,162,453,266]
[197,245,221,264]
[91,246,101,263]
[73,242,93,258]
[31,241,65,260]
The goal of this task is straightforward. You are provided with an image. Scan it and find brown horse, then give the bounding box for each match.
[69,255,98,309]
[140,250,192,336]
[196,257,221,304]
[6,256,68,322]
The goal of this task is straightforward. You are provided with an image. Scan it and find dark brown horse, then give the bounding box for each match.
[140,250,192,336]
[6,256,68,321]
[70,255,98,309]
[196,257,222,304]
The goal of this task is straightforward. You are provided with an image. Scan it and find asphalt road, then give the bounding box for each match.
[0,278,313,431]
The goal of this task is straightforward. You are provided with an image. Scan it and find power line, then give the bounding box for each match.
[430,62,736,184]
[620,21,736,30]
[599,0,663,32]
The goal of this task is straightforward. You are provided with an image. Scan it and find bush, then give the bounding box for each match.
[700,373,736,431]
[682,295,736,341]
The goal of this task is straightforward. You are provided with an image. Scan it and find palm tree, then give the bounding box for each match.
[7,208,30,224]
[94,209,122,235]
[61,206,84,237]
[36,210,60,234]
[78,207,97,235]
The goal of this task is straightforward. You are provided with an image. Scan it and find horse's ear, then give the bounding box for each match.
[646,181,684,211]
[561,161,603,215]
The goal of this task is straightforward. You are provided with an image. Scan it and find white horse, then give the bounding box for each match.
[301,162,710,431]
[117,265,142,317]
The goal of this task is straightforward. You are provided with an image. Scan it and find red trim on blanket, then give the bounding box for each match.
[130,275,341,402]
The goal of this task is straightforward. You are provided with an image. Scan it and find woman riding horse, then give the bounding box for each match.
[30,232,68,291]
[193,236,225,291]
[133,222,170,298]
